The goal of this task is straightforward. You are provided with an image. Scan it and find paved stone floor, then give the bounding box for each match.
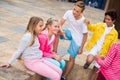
[0,0,108,79]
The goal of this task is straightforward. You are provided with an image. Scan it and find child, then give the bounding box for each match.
[96,42,120,80]
[53,1,88,80]
[0,17,62,80]
[38,18,65,70]
[84,10,118,80]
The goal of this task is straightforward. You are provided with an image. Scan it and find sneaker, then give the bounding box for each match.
[61,77,67,80]
[83,63,90,69]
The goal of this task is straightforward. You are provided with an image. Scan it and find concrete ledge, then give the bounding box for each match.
[0,67,32,80]
[66,61,92,80]
[0,60,45,80]
[0,67,46,80]
[62,54,93,80]
[0,54,93,80]
[62,54,94,69]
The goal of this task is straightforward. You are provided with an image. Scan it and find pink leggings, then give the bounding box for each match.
[24,58,62,80]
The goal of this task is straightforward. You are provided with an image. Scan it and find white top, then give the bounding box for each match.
[63,10,88,46]
[96,23,114,51]
[8,32,43,64]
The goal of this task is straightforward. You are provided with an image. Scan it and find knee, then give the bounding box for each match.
[59,59,66,69]
[69,56,75,62]
[87,54,95,63]
[45,58,61,68]
[54,61,60,67]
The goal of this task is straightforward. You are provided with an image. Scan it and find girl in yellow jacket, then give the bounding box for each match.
[83,10,118,80]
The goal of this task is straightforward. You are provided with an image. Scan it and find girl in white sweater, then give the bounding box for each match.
[0,17,62,80]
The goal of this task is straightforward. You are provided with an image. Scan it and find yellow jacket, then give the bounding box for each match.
[85,22,118,56]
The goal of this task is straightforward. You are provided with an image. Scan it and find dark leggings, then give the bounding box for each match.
[96,72,106,80]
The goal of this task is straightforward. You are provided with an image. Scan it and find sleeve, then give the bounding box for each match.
[43,51,55,58]
[38,34,46,51]
[38,34,54,58]
[87,23,97,32]
[8,34,31,64]
[82,21,88,33]
[96,43,117,69]
[113,31,118,42]
[63,10,69,20]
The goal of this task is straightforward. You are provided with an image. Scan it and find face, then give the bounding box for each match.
[73,5,83,18]
[49,21,59,35]
[104,15,114,27]
[35,20,44,34]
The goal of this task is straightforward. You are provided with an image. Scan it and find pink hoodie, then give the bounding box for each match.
[38,30,56,58]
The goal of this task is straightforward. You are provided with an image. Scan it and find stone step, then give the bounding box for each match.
[0,54,93,80]
[64,61,93,80]
[0,59,46,80]
[0,67,46,80]
[62,54,93,80]
[0,63,92,80]
[0,67,31,80]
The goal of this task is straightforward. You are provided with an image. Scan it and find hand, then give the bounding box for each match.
[100,55,105,60]
[0,63,11,68]
[52,54,61,61]
[59,29,67,39]
[84,19,90,25]
[95,54,103,60]
[77,48,83,55]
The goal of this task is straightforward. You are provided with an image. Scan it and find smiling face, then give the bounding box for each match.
[35,20,44,34]
[73,5,83,18]
[104,15,114,27]
[48,21,59,35]
[72,1,85,19]
[104,10,117,27]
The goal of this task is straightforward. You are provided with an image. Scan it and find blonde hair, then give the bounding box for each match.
[44,18,58,30]
[25,16,43,46]
[74,1,85,12]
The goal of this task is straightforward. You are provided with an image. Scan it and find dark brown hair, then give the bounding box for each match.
[105,10,117,21]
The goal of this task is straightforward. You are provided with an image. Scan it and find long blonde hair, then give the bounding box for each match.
[25,16,43,46]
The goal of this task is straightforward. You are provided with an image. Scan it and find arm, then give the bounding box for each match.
[84,19,96,32]
[53,10,69,52]
[78,33,88,54]
[53,18,66,52]
[59,18,66,34]
[43,52,55,58]
[0,34,30,67]
[59,10,68,27]
[8,34,30,64]
[96,43,117,69]
[87,23,97,32]
[59,11,67,36]
[60,18,66,27]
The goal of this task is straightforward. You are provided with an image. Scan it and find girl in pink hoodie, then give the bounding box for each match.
[38,18,65,74]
